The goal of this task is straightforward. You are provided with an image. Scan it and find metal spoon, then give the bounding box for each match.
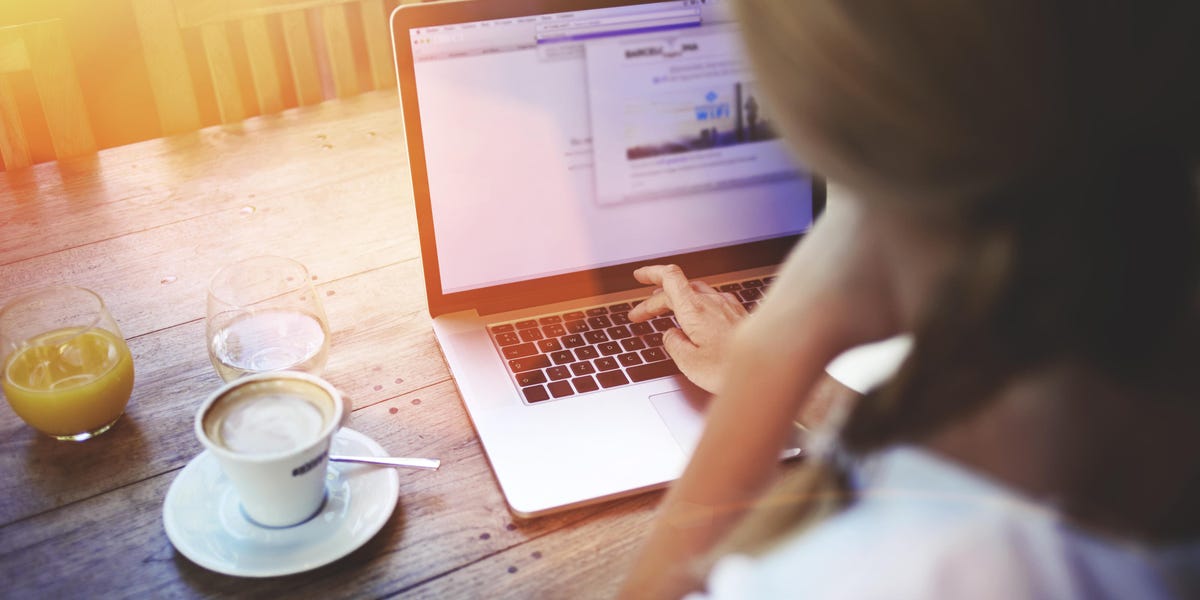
[329,455,440,470]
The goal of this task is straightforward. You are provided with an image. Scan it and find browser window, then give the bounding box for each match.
[410,0,813,294]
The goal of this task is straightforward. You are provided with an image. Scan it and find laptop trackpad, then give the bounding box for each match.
[648,387,710,456]
[650,388,810,459]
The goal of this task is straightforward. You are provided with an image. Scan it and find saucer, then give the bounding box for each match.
[163,428,400,578]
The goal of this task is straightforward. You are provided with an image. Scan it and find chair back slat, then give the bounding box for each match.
[242,16,285,114]
[321,4,359,98]
[199,22,248,123]
[281,11,322,106]
[359,0,393,90]
[177,0,358,28]
[0,75,32,168]
[135,0,394,131]
[0,19,95,169]
[132,0,203,135]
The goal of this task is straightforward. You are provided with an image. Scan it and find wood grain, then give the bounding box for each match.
[0,89,670,598]
[0,90,403,267]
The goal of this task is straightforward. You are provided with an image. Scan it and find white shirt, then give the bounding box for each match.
[689,446,1200,599]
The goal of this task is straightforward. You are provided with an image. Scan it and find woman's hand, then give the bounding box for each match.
[628,266,748,394]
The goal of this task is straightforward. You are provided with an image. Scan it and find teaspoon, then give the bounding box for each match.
[329,455,440,470]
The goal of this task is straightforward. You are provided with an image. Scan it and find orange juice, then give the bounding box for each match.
[2,327,134,439]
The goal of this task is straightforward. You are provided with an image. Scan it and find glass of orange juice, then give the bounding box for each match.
[0,287,135,441]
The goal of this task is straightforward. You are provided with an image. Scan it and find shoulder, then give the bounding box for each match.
[698,447,1191,599]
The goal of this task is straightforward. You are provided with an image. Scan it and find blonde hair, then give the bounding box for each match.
[716,0,1200,558]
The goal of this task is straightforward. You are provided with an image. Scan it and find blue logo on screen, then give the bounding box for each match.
[695,103,730,121]
[705,91,718,102]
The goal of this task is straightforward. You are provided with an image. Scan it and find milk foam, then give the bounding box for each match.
[213,393,326,455]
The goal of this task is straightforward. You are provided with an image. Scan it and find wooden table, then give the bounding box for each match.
[0,90,663,598]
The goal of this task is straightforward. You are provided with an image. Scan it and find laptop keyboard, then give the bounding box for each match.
[488,276,774,404]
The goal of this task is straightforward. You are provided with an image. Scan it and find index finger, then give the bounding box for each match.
[633,265,693,306]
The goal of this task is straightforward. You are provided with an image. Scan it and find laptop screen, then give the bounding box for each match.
[405,0,815,296]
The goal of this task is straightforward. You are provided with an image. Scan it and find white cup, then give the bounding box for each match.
[195,371,350,528]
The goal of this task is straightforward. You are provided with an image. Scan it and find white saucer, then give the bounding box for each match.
[163,428,400,578]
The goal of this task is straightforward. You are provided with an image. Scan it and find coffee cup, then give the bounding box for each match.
[195,371,350,528]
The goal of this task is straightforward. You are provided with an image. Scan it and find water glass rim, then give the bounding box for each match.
[207,255,312,308]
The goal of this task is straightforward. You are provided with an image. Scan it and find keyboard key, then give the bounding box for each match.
[543,323,566,338]
[509,354,551,372]
[546,366,571,380]
[645,333,664,347]
[608,302,632,311]
[565,320,589,334]
[570,361,596,376]
[743,302,757,312]
[519,328,544,342]
[523,385,550,403]
[737,287,763,302]
[610,312,631,325]
[718,283,742,292]
[607,325,632,339]
[586,307,608,316]
[537,338,562,353]
[651,318,675,332]
[548,380,574,398]
[550,350,574,365]
[494,332,521,346]
[595,356,620,371]
[627,359,681,382]
[763,276,776,284]
[572,376,599,393]
[598,341,621,356]
[621,337,647,352]
[587,315,612,329]
[742,279,765,288]
[539,315,562,325]
[503,342,538,359]
[630,322,653,336]
[515,369,548,387]
[618,352,643,367]
[516,319,539,329]
[563,311,586,321]
[597,370,630,389]
[584,330,609,344]
[574,346,599,360]
[641,347,667,362]
[490,323,515,334]
[562,334,585,348]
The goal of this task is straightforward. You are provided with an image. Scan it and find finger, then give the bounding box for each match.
[661,327,698,363]
[633,265,694,306]
[691,280,719,295]
[720,293,749,317]
[630,291,672,321]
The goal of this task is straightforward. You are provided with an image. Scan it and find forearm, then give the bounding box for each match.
[619,323,837,598]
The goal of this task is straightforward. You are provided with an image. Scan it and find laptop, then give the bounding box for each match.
[390,0,824,517]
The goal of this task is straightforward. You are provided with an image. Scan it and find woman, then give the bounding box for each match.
[621,1,1200,598]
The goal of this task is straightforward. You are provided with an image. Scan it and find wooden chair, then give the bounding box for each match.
[0,19,95,170]
[133,0,404,135]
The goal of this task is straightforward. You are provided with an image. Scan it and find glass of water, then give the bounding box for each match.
[206,256,330,381]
